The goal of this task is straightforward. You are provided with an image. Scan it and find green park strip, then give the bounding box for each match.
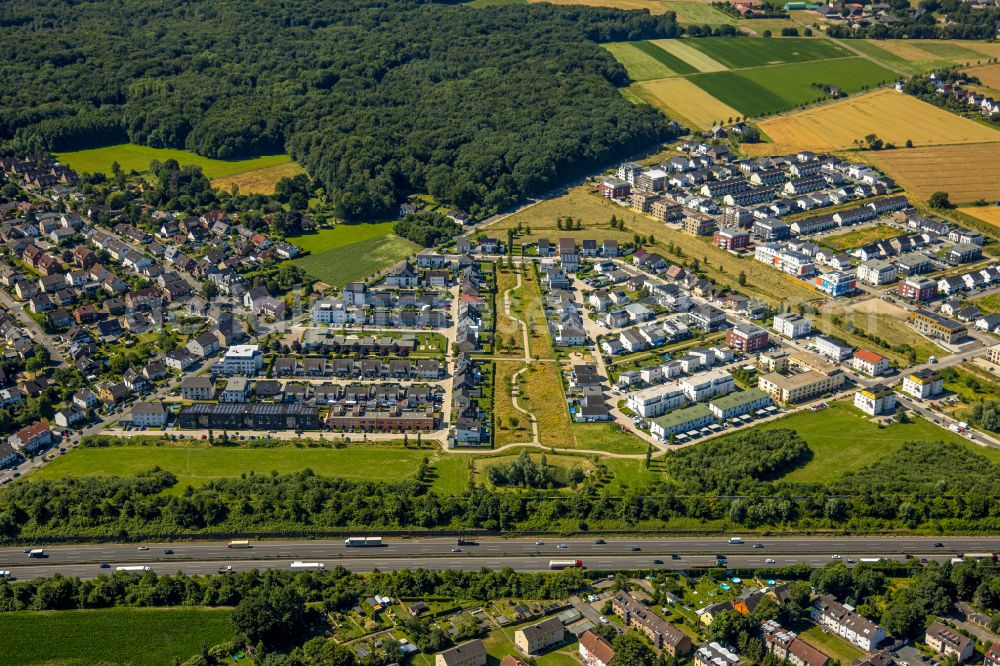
[54,143,293,179]
[0,607,234,666]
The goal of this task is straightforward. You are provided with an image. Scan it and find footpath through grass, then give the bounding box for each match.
[0,607,233,666]
[55,143,293,179]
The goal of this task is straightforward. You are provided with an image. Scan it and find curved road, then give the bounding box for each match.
[3,536,996,581]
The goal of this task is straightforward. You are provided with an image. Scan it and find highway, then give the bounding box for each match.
[3,536,997,581]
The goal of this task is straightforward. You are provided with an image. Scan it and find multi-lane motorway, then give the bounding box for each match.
[3,536,998,581]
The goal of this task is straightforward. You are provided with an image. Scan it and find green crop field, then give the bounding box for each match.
[55,143,293,179]
[686,37,852,69]
[721,401,1000,484]
[288,222,399,253]
[666,2,737,25]
[0,607,233,666]
[31,445,436,490]
[688,57,896,117]
[632,40,699,75]
[290,233,418,287]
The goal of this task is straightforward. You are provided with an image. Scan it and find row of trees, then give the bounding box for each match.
[2,435,999,542]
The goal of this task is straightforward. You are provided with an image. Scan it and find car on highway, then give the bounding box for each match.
[847,559,856,564]
[652,559,663,564]
[831,554,841,559]
[137,546,149,551]
[630,546,641,552]
[451,547,462,553]
[99,563,110,568]
[535,540,544,545]
[557,544,568,549]
[753,543,764,549]
[164,549,174,555]
[934,542,944,548]
[218,565,233,573]
[765,558,775,564]
[594,539,606,544]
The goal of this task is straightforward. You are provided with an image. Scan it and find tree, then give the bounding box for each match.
[738,271,747,286]
[929,191,952,209]
[200,281,220,299]
[610,632,657,666]
[232,585,306,648]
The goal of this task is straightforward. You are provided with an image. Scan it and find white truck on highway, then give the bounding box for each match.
[549,559,582,569]
[116,566,152,572]
[344,536,382,547]
[728,537,743,544]
[290,561,326,570]
[26,548,44,558]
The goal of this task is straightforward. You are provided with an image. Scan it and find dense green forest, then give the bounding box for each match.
[0,0,679,220]
[2,433,999,542]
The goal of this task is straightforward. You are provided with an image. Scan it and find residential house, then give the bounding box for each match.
[435,640,487,666]
[579,631,615,666]
[852,349,889,376]
[811,595,886,652]
[925,622,974,663]
[612,591,691,656]
[902,368,943,399]
[129,402,167,427]
[854,384,897,416]
[8,421,53,453]
[514,617,564,655]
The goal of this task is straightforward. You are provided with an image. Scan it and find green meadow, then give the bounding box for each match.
[55,143,293,179]
[688,57,896,117]
[685,36,852,69]
[0,607,233,666]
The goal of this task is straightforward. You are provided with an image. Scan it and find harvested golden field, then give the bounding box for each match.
[867,142,1000,204]
[958,206,1000,229]
[873,39,1000,63]
[745,89,1000,156]
[969,63,1000,96]
[649,38,727,72]
[211,161,305,195]
[634,77,742,130]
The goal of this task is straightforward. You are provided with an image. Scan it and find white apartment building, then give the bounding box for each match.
[812,335,853,362]
[216,345,264,376]
[772,313,812,339]
[857,259,896,286]
[682,369,735,402]
[626,382,688,418]
[811,595,886,652]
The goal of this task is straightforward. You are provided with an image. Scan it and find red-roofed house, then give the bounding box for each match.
[851,349,889,376]
[8,421,53,453]
[580,631,615,666]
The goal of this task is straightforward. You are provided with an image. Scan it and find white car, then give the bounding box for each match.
[535,540,545,546]
[765,558,775,564]
[137,546,149,551]
[599,616,609,624]
[557,544,568,549]
[831,554,842,559]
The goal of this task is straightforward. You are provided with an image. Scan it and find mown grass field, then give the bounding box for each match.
[571,422,650,455]
[633,77,742,130]
[289,231,418,288]
[799,625,866,663]
[55,143,294,179]
[0,607,233,666]
[32,445,437,490]
[649,38,726,72]
[729,401,1000,485]
[865,142,1000,204]
[745,89,1000,156]
[843,39,1000,76]
[663,1,736,24]
[210,161,306,195]
[688,57,896,117]
[685,36,851,69]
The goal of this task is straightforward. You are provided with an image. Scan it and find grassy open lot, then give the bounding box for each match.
[686,37,851,69]
[799,625,866,663]
[211,161,307,195]
[663,2,736,24]
[290,233,418,288]
[489,185,818,307]
[745,89,1000,156]
[601,457,663,492]
[650,38,726,72]
[494,360,533,446]
[959,206,1000,232]
[0,607,233,666]
[865,142,1000,205]
[972,292,1000,314]
[510,266,553,358]
[288,222,399,252]
[728,401,1000,485]
[816,299,943,364]
[821,224,904,252]
[689,57,896,117]
[55,143,294,179]
[520,361,575,447]
[495,266,527,356]
[571,422,650,455]
[428,456,473,494]
[32,445,437,490]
